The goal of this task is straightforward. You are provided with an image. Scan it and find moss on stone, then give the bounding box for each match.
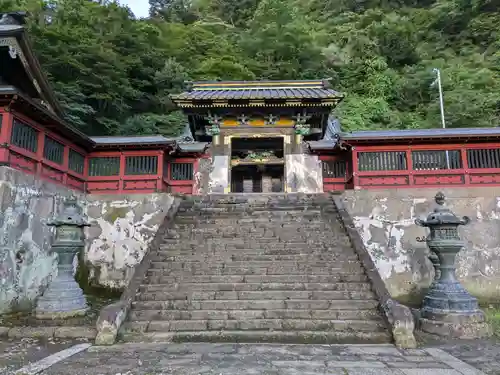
[393,286,429,308]
[103,206,129,224]
[484,306,500,337]
[75,250,121,300]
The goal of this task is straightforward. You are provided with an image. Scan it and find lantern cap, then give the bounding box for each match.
[415,192,470,228]
[47,196,90,227]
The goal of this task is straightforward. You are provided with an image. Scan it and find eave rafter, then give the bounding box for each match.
[173,98,342,108]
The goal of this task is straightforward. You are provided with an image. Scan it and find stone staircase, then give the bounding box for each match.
[119,194,392,344]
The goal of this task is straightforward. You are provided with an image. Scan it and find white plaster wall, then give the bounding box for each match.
[208,155,229,193]
[285,154,323,193]
[85,194,175,290]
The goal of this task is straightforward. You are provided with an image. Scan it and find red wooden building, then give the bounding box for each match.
[309,128,500,191]
[1,11,500,195]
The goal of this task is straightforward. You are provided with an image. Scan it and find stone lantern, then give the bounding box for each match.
[35,197,90,319]
[415,192,490,338]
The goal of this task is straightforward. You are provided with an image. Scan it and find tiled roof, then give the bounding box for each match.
[307,140,338,150]
[171,80,343,101]
[90,136,175,145]
[177,142,209,153]
[342,127,500,140]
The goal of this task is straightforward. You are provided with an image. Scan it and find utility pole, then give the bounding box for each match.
[431,68,450,168]
[432,68,446,130]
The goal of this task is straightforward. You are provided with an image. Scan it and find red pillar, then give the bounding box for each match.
[62,145,70,184]
[352,147,360,189]
[36,131,45,176]
[0,112,13,165]
[406,149,414,186]
[157,151,164,192]
[461,147,469,186]
[118,152,126,194]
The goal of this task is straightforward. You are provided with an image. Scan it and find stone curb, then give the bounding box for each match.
[0,325,96,339]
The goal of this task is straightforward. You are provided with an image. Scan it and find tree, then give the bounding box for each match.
[2,0,497,136]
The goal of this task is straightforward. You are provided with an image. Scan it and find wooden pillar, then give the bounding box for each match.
[406,149,414,186]
[0,112,13,165]
[118,152,126,194]
[83,155,89,193]
[36,131,45,176]
[62,145,70,184]
[352,147,360,189]
[461,147,469,186]
[157,151,164,192]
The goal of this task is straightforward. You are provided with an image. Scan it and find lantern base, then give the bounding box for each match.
[420,312,492,339]
[35,272,89,320]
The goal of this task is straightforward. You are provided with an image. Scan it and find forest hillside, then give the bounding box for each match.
[1,0,498,136]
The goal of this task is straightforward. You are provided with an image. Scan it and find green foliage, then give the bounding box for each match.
[3,0,498,136]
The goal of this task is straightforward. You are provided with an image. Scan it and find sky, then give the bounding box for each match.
[118,0,149,18]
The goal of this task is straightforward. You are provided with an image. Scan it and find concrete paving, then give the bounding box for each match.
[1,341,493,375]
[0,337,90,374]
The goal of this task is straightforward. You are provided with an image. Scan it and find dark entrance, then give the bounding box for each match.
[231,165,284,193]
[230,137,285,193]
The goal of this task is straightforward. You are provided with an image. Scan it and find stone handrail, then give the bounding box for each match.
[94,195,183,345]
[332,194,417,349]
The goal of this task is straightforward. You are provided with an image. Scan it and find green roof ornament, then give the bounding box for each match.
[294,111,311,135]
[206,113,221,136]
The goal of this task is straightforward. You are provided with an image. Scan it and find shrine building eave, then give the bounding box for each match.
[170,79,344,109]
[342,128,500,144]
[0,87,94,150]
[0,12,64,116]
[90,136,209,154]
[91,135,176,149]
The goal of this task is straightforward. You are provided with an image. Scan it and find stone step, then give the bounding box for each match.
[172,221,332,228]
[118,329,392,345]
[162,235,345,242]
[139,282,372,293]
[136,290,376,302]
[150,254,359,262]
[158,241,352,250]
[165,228,340,236]
[148,260,361,269]
[128,308,383,321]
[172,217,328,225]
[174,210,324,218]
[145,267,365,277]
[153,250,356,258]
[145,274,369,284]
[140,319,387,332]
[174,205,328,213]
[131,299,379,311]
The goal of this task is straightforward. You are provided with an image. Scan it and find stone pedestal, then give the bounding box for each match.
[416,192,491,339]
[35,249,88,319]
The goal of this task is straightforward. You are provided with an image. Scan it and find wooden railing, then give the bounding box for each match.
[320,156,350,191]
[352,144,500,189]
[5,109,500,194]
[0,111,87,191]
[0,111,197,194]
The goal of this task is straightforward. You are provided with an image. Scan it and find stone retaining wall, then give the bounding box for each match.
[342,188,500,304]
[0,167,175,314]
